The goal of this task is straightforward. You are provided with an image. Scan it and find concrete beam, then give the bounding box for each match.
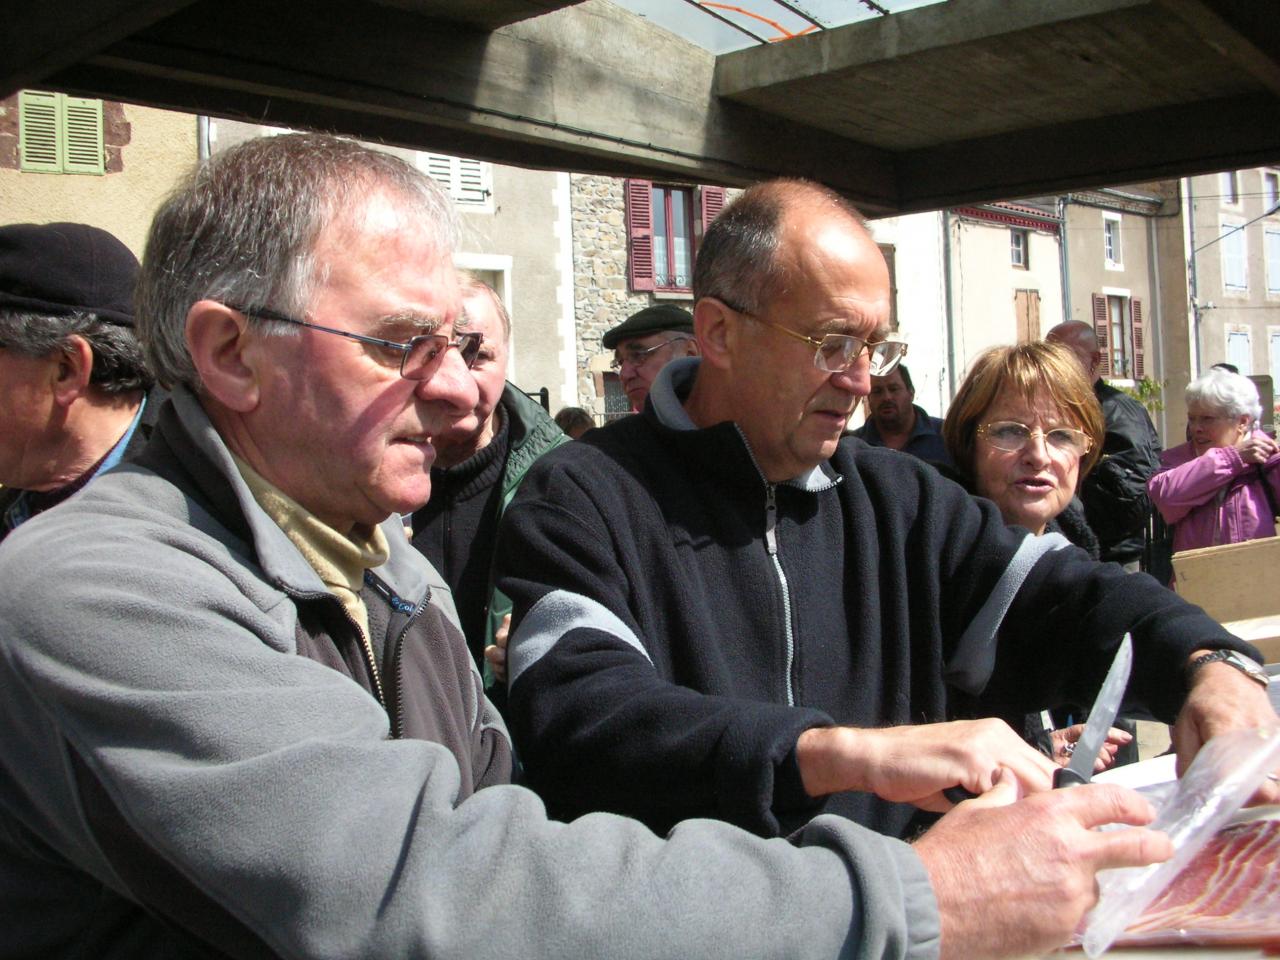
[896,94,1280,213]
[1157,0,1280,97]
[44,0,897,208]
[0,0,194,97]
[714,0,1150,97]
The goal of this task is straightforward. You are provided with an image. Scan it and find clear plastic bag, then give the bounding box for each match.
[1081,726,1280,957]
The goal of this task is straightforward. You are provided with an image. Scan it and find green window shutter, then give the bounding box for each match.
[19,90,63,172]
[62,97,104,174]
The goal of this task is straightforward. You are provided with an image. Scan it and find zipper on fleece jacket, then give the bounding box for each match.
[364,570,422,740]
[734,425,802,709]
[764,482,797,707]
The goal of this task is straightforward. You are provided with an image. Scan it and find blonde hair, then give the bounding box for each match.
[943,340,1105,478]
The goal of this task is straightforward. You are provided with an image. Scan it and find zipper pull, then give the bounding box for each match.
[765,483,778,556]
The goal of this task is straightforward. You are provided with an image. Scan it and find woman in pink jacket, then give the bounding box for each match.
[1148,368,1280,554]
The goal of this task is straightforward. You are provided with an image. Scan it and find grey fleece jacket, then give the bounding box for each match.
[0,388,939,960]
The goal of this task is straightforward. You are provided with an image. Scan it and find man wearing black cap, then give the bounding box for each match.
[603,303,698,411]
[0,221,156,540]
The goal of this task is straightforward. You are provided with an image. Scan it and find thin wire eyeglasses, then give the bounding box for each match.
[225,304,483,380]
[609,336,694,371]
[1186,413,1238,430]
[977,420,1093,457]
[717,299,907,376]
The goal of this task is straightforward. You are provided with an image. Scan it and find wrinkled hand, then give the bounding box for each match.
[1235,432,1278,464]
[1050,724,1133,773]
[796,719,1057,811]
[482,614,511,685]
[914,774,1172,960]
[1173,656,1280,805]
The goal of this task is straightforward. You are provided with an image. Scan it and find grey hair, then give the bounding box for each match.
[458,274,511,342]
[0,309,153,394]
[692,178,867,313]
[137,132,459,388]
[1186,367,1262,425]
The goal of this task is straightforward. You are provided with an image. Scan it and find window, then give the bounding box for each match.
[1225,327,1251,375]
[1091,292,1145,380]
[625,179,726,292]
[18,90,104,175]
[1270,330,1280,411]
[1010,229,1028,268]
[1267,228,1280,295]
[599,372,632,423]
[652,185,693,290]
[1220,218,1248,292]
[419,153,492,208]
[1103,214,1122,269]
[1221,171,1239,206]
[1265,171,1280,214]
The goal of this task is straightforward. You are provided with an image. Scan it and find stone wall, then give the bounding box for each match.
[571,174,653,414]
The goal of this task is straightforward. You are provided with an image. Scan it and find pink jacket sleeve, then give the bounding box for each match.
[1147,443,1250,524]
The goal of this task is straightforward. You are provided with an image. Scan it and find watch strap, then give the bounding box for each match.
[1187,649,1269,687]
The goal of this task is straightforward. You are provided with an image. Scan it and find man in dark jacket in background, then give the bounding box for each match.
[412,275,569,687]
[1048,320,1162,571]
[851,363,952,466]
[0,222,158,540]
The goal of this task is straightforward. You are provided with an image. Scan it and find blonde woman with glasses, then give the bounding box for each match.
[941,341,1132,773]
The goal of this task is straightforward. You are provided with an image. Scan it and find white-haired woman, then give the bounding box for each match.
[1148,368,1280,554]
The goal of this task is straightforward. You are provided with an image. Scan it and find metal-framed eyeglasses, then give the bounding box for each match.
[977,420,1093,457]
[225,304,484,380]
[718,299,907,376]
[609,336,693,371]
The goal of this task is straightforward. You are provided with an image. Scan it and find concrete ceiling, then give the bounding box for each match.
[4,0,1278,215]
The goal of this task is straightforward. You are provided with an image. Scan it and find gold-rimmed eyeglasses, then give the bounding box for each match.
[977,420,1092,457]
[718,299,907,376]
[225,304,483,380]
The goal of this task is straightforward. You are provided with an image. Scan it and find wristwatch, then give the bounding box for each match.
[1187,650,1270,688]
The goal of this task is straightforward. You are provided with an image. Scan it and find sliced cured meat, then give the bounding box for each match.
[1110,818,1280,949]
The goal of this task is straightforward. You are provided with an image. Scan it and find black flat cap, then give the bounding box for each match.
[0,222,139,327]
[602,303,694,349]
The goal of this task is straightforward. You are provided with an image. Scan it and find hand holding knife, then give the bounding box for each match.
[943,633,1134,803]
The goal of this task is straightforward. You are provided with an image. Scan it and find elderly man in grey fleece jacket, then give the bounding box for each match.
[0,133,1171,960]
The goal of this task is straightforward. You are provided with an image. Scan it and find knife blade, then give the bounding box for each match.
[1054,633,1133,788]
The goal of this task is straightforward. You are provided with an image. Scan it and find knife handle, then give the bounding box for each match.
[1053,766,1088,789]
[943,785,979,804]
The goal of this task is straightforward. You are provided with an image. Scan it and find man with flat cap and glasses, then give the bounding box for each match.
[0,221,159,540]
[498,177,1275,846]
[603,302,699,411]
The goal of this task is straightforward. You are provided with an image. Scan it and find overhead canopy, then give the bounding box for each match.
[4,0,1278,215]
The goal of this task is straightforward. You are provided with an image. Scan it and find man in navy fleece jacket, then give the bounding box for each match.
[498,178,1277,843]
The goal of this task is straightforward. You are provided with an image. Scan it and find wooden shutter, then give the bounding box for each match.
[62,97,104,174]
[625,179,655,292]
[1014,289,1040,343]
[423,154,454,194]
[1092,293,1111,377]
[699,186,726,231]
[18,90,62,172]
[1131,298,1145,379]
[455,158,488,205]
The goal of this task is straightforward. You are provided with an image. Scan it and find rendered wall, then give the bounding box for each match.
[0,99,197,256]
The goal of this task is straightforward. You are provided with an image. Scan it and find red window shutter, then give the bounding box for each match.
[699,186,726,231]
[1092,294,1111,377]
[1131,298,1145,379]
[625,179,655,292]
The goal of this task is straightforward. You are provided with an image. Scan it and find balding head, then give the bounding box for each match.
[1046,320,1101,383]
[686,178,890,482]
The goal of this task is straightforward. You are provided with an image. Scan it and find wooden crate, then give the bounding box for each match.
[1172,537,1280,664]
